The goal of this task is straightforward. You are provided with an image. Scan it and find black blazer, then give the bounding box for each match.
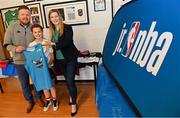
[54,24,79,62]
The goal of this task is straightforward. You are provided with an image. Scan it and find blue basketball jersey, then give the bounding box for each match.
[24,44,52,91]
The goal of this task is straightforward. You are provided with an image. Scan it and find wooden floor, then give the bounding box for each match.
[0,77,99,117]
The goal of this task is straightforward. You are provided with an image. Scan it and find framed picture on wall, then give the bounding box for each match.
[0,6,19,29]
[94,0,106,11]
[27,3,44,27]
[43,0,89,28]
[23,0,35,3]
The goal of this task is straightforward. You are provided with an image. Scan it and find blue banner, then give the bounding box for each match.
[103,0,180,116]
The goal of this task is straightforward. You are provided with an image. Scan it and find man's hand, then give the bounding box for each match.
[15,46,25,53]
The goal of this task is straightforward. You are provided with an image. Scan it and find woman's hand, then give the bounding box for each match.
[42,40,52,47]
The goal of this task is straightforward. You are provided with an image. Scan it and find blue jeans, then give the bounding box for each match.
[14,64,42,103]
[56,58,78,104]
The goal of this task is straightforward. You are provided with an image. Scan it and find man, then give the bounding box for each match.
[3,5,44,113]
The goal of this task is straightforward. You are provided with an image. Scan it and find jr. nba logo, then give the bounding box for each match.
[112,21,173,76]
[122,21,140,57]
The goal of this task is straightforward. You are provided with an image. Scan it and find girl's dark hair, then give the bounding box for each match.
[31,24,43,31]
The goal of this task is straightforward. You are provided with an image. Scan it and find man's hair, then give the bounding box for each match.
[18,5,30,12]
[31,24,43,31]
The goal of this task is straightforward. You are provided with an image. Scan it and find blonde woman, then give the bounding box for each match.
[48,9,79,116]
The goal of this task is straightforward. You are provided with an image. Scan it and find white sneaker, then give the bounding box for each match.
[43,100,52,112]
[53,100,58,111]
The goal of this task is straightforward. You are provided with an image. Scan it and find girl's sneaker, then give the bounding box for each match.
[53,100,58,111]
[43,100,52,112]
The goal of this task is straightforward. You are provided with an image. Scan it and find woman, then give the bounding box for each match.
[48,9,79,116]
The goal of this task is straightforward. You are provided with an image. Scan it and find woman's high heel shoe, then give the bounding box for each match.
[71,104,78,117]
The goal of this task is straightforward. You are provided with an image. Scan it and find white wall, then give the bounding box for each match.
[0,0,112,52]
[112,0,132,16]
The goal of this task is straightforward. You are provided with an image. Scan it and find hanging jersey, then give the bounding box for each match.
[4,9,18,28]
[24,44,52,91]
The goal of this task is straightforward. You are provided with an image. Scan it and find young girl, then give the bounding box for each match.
[28,24,58,112]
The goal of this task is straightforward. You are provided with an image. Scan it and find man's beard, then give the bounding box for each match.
[20,20,30,25]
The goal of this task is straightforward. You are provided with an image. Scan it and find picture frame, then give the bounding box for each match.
[94,0,106,11]
[27,3,44,27]
[43,0,89,28]
[23,0,35,3]
[111,0,113,18]
[0,6,20,29]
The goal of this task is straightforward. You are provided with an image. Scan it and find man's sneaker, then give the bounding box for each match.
[53,100,58,111]
[43,100,52,112]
